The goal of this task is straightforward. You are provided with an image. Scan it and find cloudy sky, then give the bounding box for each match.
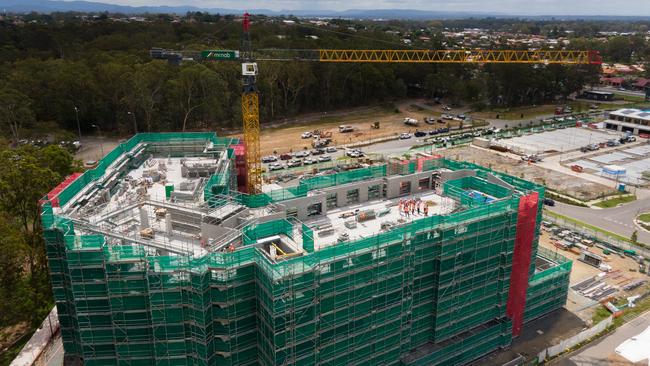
[66,0,650,15]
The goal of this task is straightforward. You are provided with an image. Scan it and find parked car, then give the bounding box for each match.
[543,198,556,206]
[293,150,310,158]
[326,146,337,153]
[269,162,284,171]
[280,153,292,160]
[301,131,313,139]
[303,158,317,165]
[438,127,450,133]
[457,114,467,120]
[442,106,452,111]
[318,155,332,162]
[262,155,278,163]
[414,131,427,138]
[311,148,325,156]
[339,125,354,133]
[399,133,412,140]
[424,117,436,125]
[404,118,419,126]
[428,130,439,136]
[287,160,302,168]
[442,114,454,120]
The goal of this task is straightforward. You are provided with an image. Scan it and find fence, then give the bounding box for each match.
[543,213,650,258]
[537,316,613,362]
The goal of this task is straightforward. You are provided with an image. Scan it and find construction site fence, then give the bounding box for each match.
[57,132,237,208]
[543,213,650,258]
[537,316,613,362]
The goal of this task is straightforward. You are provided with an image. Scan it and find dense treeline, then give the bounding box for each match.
[0,144,77,329]
[0,14,608,138]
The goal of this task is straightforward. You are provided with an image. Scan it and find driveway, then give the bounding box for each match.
[556,311,650,366]
[548,198,650,245]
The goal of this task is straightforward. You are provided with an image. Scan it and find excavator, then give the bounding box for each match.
[151,13,602,194]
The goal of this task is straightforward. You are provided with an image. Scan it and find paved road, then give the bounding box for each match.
[548,198,650,245]
[556,310,650,366]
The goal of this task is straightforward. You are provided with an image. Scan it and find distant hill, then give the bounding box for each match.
[0,0,502,18]
[1,0,650,20]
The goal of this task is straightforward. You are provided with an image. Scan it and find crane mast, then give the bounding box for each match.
[240,13,262,194]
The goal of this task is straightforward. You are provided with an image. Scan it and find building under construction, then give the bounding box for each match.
[41,132,571,366]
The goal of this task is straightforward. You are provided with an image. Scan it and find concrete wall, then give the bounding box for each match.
[385,171,433,199]
[277,172,446,221]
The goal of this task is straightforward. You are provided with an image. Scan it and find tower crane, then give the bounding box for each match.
[151,13,602,194]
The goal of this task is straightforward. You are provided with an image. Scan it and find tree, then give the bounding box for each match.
[631,230,638,245]
[0,85,34,142]
[125,61,170,132]
[0,145,76,325]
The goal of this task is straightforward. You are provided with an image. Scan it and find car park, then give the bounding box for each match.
[399,133,412,140]
[262,155,278,163]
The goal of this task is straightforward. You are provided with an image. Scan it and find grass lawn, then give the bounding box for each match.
[470,100,637,120]
[638,212,650,223]
[594,195,637,208]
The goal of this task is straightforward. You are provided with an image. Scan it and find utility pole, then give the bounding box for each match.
[73,105,82,142]
[92,124,104,158]
[128,111,138,134]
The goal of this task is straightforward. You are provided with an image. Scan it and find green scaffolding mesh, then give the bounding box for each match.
[43,153,562,366]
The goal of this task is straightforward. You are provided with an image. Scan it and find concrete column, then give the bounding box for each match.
[165,213,173,235]
[139,206,149,229]
[269,245,277,260]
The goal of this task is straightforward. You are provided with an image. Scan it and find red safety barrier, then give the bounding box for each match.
[639,133,650,139]
[506,191,539,336]
[43,172,83,207]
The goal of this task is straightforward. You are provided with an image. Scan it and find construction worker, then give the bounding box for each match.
[424,205,429,216]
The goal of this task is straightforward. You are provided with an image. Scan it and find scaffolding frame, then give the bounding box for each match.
[42,140,572,366]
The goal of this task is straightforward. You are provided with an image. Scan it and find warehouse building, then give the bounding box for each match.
[41,132,571,366]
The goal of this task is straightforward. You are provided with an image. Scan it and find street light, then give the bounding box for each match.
[91,124,104,158]
[73,105,82,142]
[127,111,138,134]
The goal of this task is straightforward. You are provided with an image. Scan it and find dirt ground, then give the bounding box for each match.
[437,146,616,201]
[233,100,465,156]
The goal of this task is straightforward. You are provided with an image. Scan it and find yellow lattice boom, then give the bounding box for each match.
[319,49,601,64]
[242,92,262,194]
